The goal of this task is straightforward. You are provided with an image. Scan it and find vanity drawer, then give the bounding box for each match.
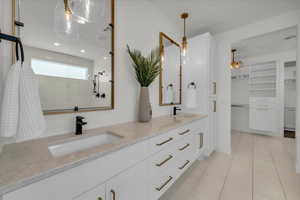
[174,135,195,176]
[149,172,177,200]
[148,131,177,155]
[148,144,177,176]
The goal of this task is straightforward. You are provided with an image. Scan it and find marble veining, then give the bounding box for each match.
[0,113,206,195]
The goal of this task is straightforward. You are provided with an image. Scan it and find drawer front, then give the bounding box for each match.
[73,183,105,200]
[147,120,202,155]
[149,172,177,200]
[148,144,177,177]
[148,131,177,155]
[174,134,195,176]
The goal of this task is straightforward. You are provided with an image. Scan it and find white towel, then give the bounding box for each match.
[0,61,21,137]
[164,87,174,104]
[185,88,197,108]
[16,63,46,142]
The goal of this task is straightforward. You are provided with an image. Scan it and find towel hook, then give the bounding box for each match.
[167,83,174,90]
[187,82,196,89]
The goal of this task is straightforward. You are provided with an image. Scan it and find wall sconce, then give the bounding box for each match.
[230,49,241,69]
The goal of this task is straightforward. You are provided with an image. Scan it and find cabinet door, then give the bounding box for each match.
[249,97,278,132]
[73,184,105,200]
[106,160,149,200]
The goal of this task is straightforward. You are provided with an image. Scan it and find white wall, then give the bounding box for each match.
[297,25,300,174]
[214,10,300,158]
[215,9,300,172]
[0,0,180,139]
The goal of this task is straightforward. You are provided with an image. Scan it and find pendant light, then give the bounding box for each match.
[230,49,241,69]
[55,0,79,40]
[181,13,189,57]
[64,0,73,21]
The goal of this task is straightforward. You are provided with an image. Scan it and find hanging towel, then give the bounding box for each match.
[164,87,174,104]
[0,61,22,137]
[16,63,46,142]
[185,87,197,108]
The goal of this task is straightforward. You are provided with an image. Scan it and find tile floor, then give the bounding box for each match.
[160,131,300,200]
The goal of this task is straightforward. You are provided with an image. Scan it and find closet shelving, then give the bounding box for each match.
[249,61,277,97]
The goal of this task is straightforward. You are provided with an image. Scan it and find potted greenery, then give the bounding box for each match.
[127,45,160,122]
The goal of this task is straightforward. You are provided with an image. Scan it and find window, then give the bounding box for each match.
[31,58,88,80]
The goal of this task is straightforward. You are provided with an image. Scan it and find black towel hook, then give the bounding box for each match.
[0,30,25,64]
[15,40,24,64]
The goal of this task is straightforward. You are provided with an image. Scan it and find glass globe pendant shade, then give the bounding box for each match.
[54,0,79,41]
[69,0,106,23]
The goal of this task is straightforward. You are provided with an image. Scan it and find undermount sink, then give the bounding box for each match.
[48,132,122,157]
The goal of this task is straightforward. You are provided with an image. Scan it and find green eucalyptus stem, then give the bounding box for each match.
[127,45,160,87]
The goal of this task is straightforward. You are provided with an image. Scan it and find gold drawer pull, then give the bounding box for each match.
[111,190,116,200]
[156,155,173,167]
[178,160,190,170]
[155,176,173,191]
[213,100,217,112]
[199,133,204,149]
[179,143,190,151]
[156,137,173,146]
[213,82,217,95]
[178,129,190,135]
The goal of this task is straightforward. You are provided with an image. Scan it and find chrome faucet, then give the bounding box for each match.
[75,116,87,135]
[173,106,181,116]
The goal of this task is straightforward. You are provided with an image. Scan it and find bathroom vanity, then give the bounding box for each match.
[0,114,210,200]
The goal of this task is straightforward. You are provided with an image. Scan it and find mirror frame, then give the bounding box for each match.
[12,0,115,115]
[159,32,182,106]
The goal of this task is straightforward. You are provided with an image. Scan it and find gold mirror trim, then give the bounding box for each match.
[12,0,115,115]
[159,32,182,106]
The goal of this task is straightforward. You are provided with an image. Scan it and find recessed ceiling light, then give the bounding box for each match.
[80,49,86,53]
[54,42,61,46]
[104,56,108,60]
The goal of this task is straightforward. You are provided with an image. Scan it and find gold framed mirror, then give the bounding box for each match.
[12,0,115,115]
[159,32,182,106]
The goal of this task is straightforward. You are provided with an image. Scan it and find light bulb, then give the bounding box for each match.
[65,12,71,21]
[182,48,187,57]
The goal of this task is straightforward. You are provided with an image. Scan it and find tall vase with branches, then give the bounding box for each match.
[127,45,160,122]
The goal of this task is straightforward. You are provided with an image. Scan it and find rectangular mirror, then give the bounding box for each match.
[159,32,182,106]
[13,0,115,114]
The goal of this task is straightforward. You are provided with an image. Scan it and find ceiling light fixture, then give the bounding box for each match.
[54,42,61,46]
[80,49,85,53]
[230,49,241,69]
[181,13,189,57]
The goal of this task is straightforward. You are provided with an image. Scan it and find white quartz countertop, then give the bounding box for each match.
[0,113,207,195]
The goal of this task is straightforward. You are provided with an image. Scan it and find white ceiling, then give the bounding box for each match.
[149,0,300,36]
[232,27,297,59]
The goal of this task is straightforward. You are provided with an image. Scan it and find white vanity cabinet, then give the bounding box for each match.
[2,118,207,200]
[73,184,106,200]
[106,160,149,200]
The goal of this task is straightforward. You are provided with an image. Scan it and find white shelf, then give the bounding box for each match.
[250,81,276,84]
[250,88,276,91]
[250,74,276,78]
[251,68,276,73]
